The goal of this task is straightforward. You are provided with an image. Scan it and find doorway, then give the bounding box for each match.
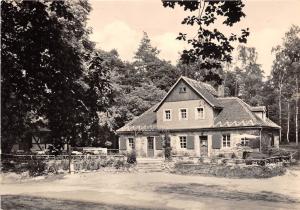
[199,136,208,156]
[147,137,154,157]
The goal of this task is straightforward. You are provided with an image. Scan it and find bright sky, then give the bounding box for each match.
[87,0,300,76]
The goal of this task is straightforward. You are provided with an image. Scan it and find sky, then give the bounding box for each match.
[87,0,300,76]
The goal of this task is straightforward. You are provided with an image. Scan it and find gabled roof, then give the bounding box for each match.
[117,97,280,133]
[153,76,222,112]
[116,77,280,133]
[215,97,280,128]
[116,104,158,132]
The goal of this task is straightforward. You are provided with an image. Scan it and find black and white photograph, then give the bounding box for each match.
[1,0,300,209]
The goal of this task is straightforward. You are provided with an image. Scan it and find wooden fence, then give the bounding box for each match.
[1,153,125,161]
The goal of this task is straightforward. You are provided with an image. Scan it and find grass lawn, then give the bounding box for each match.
[1,195,164,210]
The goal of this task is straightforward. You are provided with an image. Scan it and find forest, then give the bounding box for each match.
[1,0,300,152]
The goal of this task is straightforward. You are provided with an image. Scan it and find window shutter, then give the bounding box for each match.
[155,136,163,150]
[186,136,195,149]
[212,134,222,149]
[119,137,127,150]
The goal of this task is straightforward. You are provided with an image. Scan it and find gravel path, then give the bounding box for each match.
[1,169,300,210]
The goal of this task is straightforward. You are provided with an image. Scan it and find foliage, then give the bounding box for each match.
[223,46,265,106]
[127,150,137,164]
[163,133,172,160]
[1,0,112,152]
[27,160,47,177]
[162,0,249,75]
[268,25,300,142]
[173,163,286,178]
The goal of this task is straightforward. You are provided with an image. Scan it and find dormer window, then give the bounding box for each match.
[179,86,187,93]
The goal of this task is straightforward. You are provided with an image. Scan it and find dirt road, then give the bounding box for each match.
[1,169,300,210]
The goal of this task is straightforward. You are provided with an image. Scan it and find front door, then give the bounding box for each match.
[147,137,154,157]
[200,136,208,156]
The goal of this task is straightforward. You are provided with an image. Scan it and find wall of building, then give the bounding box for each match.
[119,128,280,158]
[157,99,214,130]
[119,134,164,157]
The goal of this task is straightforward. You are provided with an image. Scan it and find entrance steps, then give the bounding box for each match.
[136,158,164,172]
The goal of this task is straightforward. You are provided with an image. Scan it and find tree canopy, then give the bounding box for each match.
[162,0,249,74]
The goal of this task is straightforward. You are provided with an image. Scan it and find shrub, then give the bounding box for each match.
[27,159,46,177]
[218,154,225,158]
[62,160,69,171]
[164,147,172,160]
[114,159,125,169]
[47,161,60,174]
[127,150,137,164]
[231,153,237,159]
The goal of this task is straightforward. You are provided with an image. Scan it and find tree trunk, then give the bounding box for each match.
[287,101,290,143]
[279,84,282,142]
[296,77,299,145]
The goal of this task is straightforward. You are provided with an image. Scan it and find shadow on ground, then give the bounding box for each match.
[155,183,300,204]
[1,195,165,210]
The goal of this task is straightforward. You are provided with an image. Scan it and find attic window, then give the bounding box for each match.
[179,86,187,93]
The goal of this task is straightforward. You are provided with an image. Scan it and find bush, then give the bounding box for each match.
[164,147,172,160]
[114,159,125,169]
[231,153,237,159]
[218,154,225,158]
[173,163,286,178]
[27,160,46,177]
[127,150,137,164]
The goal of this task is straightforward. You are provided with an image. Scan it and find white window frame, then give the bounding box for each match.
[195,107,205,120]
[179,136,187,148]
[222,134,231,148]
[163,109,172,121]
[241,138,250,147]
[179,86,187,93]
[128,137,135,149]
[179,108,188,120]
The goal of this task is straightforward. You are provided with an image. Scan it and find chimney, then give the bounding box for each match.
[217,84,224,97]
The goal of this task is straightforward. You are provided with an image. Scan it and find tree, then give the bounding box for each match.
[1,0,111,153]
[224,46,264,106]
[270,25,300,144]
[163,0,249,80]
[133,32,181,91]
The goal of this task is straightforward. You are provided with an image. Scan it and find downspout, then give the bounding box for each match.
[259,127,262,152]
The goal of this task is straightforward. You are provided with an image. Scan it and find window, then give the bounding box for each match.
[195,107,204,119]
[179,136,187,148]
[180,108,188,120]
[164,109,171,121]
[179,86,187,93]
[128,138,135,149]
[241,138,249,146]
[222,134,231,148]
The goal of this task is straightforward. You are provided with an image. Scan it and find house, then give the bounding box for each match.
[11,127,67,153]
[116,76,280,158]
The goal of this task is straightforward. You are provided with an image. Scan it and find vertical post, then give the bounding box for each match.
[259,128,262,152]
[67,140,71,174]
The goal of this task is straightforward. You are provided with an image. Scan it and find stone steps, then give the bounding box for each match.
[136,158,164,172]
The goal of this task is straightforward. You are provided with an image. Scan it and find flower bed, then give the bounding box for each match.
[2,155,134,177]
[171,161,286,178]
